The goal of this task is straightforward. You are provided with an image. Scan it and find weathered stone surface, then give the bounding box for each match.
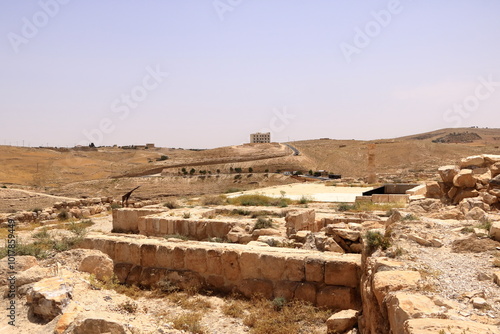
[0,255,38,284]
[324,259,361,288]
[425,181,443,199]
[326,309,358,334]
[26,277,73,321]
[493,271,500,286]
[79,253,114,281]
[373,271,421,307]
[64,311,130,334]
[285,209,316,236]
[438,165,460,183]
[489,221,500,241]
[465,207,488,221]
[408,234,431,247]
[459,155,485,168]
[490,174,500,187]
[16,265,52,287]
[324,238,345,253]
[453,169,476,188]
[386,292,440,334]
[490,162,500,177]
[452,188,479,204]
[404,318,500,334]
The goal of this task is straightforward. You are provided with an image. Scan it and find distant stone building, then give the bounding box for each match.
[146,143,155,149]
[250,132,271,143]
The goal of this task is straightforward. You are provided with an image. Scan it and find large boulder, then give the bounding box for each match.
[490,221,500,242]
[490,175,500,187]
[483,154,500,165]
[425,182,444,199]
[490,162,500,177]
[452,188,479,204]
[63,311,130,334]
[26,277,73,321]
[459,155,485,168]
[79,254,114,281]
[438,165,460,183]
[285,209,316,236]
[453,169,476,188]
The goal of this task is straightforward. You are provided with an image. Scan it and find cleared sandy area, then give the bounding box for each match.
[227,182,373,203]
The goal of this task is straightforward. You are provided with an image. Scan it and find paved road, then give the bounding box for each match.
[284,143,300,156]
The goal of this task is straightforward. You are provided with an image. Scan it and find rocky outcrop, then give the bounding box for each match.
[434,154,500,208]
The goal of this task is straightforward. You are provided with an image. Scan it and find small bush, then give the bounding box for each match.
[118,300,138,314]
[221,300,245,318]
[298,196,311,205]
[157,155,169,161]
[365,230,391,253]
[57,209,70,221]
[31,208,42,213]
[1,186,6,188]
[401,213,419,221]
[171,312,206,334]
[272,297,287,311]
[338,203,355,212]
[32,228,50,239]
[228,194,292,207]
[200,195,226,206]
[163,199,179,209]
[183,212,191,219]
[110,203,122,209]
[254,217,273,230]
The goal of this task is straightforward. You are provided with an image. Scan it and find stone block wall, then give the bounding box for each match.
[79,235,362,310]
[139,214,236,240]
[112,208,165,233]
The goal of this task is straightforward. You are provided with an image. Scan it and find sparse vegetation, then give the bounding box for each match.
[164,234,190,241]
[253,217,274,230]
[228,194,292,207]
[118,300,138,314]
[156,155,169,161]
[200,194,227,206]
[401,213,419,221]
[298,195,311,204]
[183,212,191,219]
[57,209,70,221]
[365,230,391,253]
[170,312,206,334]
[163,199,179,209]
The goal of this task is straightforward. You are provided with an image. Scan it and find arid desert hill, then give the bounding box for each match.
[0,127,499,199]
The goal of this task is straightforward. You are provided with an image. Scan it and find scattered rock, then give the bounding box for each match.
[326,309,358,334]
[79,253,114,281]
[26,277,73,321]
[472,297,489,309]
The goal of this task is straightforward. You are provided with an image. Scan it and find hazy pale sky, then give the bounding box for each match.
[1,0,500,148]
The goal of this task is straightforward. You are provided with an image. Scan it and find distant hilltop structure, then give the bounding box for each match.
[250,132,270,144]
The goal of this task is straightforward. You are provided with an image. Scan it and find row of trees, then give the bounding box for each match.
[179,167,269,175]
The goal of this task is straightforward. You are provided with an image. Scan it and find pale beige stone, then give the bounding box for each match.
[386,292,440,334]
[404,318,500,334]
[373,271,421,307]
[326,309,358,334]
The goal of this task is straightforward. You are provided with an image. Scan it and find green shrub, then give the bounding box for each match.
[225,188,242,194]
[254,217,273,230]
[337,203,355,212]
[157,155,169,161]
[298,196,311,205]
[57,209,70,221]
[365,230,391,253]
[228,194,292,207]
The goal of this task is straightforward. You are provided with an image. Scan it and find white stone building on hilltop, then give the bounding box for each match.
[250,132,271,143]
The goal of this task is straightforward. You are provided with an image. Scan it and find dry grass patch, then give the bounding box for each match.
[170,312,206,334]
[221,297,329,334]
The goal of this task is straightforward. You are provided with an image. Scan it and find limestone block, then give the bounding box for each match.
[404,318,500,334]
[238,279,273,299]
[170,246,185,270]
[324,259,361,288]
[79,253,114,281]
[206,249,223,275]
[453,169,476,188]
[386,292,440,334]
[140,244,158,268]
[459,155,485,168]
[305,257,324,282]
[239,252,261,280]
[156,245,172,268]
[282,256,305,281]
[373,271,421,307]
[221,250,240,282]
[295,282,316,305]
[185,248,207,274]
[260,254,285,281]
[326,309,358,334]
[273,281,298,301]
[317,286,359,310]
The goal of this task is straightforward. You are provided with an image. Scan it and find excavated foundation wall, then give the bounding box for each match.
[80,234,362,310]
